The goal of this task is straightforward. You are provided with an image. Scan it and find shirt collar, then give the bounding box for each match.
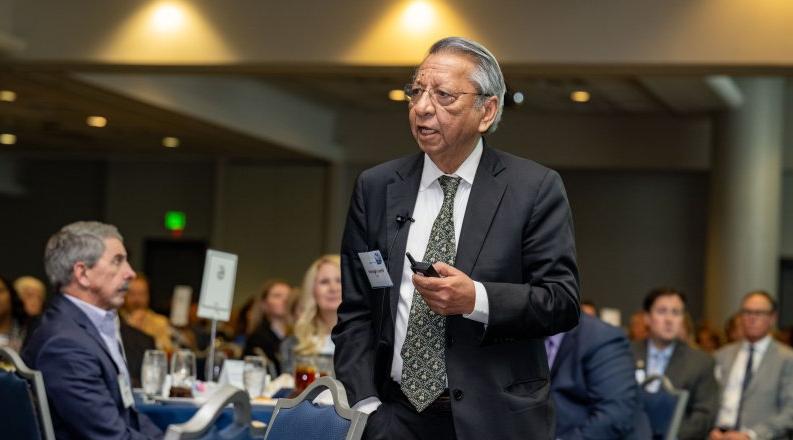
[648,340,676,359]
[64,294,118,336]
[743,334,772,354]
[419,137,483,191]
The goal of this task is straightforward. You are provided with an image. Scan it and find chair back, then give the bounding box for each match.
[264,376,368,440]
[640,374,689,440]
[164,385,263,440]
[0,346,56,440]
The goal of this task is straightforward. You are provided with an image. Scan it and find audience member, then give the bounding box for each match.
[0,275,27,350]
[121,274,173,353]
[22,221,162,439]
[697,322,723,353]
[228,297,255,347]
[13,275,46,318]
[244,278,292,374]
[680,311,697,347]
[120,320,156,388]
[632,287,718,439]
[628,310,649,341]
[281,255,341,373]
[581,299,597,317]
[725,313,743,344]
[548,313,646,439]
[711,291,793,440]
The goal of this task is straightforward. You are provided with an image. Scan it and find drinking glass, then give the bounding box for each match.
[243,355,268,398]
[170,349,196,398]
[141,349,167,397]
[294,355,318,394]
[205,350,227,383]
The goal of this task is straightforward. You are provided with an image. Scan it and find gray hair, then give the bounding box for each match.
[428,36,507,133]
[44,221,123,290]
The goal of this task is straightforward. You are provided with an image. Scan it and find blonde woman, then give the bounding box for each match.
[281,255,341,374]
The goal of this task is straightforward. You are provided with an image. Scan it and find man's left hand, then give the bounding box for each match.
[412,262,475,316]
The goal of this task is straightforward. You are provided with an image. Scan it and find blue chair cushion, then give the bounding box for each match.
[266,401,351,440]
[0,370,42,440]
[642,389,679,439]
[195,423,261,440]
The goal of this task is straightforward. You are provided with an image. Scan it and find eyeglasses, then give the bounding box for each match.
[403,84,487,107]
[740,308,773,318]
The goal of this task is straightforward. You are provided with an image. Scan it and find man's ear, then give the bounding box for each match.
[477,96,499,133]
[73,262,91,289]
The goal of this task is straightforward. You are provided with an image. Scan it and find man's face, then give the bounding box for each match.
[645,294,685,344]
[124,277,150,312]
[740,294,776,342]
[83,238,135,310]
[408,52,495,159]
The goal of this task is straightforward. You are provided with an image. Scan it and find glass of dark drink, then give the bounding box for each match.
[293,355,318,395]
[169,349,196,398]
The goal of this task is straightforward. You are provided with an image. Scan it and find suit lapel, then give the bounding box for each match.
[635,340,648,370]
[455,145,507,275]
[722,344,741,384]
[57,294,121,375]
[743,341,777,398]
[664,342,685,385]
[386,154,423,318]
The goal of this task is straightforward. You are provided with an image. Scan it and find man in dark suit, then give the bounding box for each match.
[548,313,643,439]
[23,221,162,439]
[332,37,580,440]
[632,287,719,440]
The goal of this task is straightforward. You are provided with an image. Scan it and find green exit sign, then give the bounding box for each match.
[164,211,186,231]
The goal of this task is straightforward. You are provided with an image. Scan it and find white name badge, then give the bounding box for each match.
[118,374,134,408]
[358,250,393,289]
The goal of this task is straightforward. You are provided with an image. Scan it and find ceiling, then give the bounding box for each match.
[0,65,730,159]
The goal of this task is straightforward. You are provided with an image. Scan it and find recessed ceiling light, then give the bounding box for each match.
[0,90,16,102]
[570,90,590,103]
[388,89,406,101]
[162,136,180,148]
[0,133,17,145]
[152,3,185,32]
[512,91,525,105]
[86,116,108,128]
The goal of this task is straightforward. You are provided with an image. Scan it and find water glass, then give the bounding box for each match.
[141,349,167,397]
[170,349,196,397]
[243,355,268,398]
[205,350,227,383]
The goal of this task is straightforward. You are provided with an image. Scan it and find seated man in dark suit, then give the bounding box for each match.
[23,221,163,439]
[547,313,645,439]
[632,287,718,440]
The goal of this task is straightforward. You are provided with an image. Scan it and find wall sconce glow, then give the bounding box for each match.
[86,116,108,128]
[388,89,407,101]
[162,136,180,148]
[402,1,436,32]
[151,3,185,32]
[570,90,591,103]
[0,133,16,145]
[0,90,16,102]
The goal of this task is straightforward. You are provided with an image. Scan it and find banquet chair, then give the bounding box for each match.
[164,385,266,440]
[0,346,56,440]
[640,374,689,440]
[263,376,368,440]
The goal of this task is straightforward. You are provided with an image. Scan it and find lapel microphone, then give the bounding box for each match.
[378,213,414,345]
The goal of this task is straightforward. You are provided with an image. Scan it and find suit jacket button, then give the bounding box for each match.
[453,389,463,401]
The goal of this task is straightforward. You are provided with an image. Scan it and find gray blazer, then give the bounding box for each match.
[714,339,793,440]
[632,340,719,440]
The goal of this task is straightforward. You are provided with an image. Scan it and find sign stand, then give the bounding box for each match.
[197,249,238,383]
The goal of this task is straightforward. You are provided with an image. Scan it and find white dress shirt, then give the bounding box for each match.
[354,138,490,414]
[715,335,773,430]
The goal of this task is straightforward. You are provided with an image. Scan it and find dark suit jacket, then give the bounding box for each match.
[120,322,156,389]
[243,319,284,375]
[22,293,162,440]
[631,340,718,439]
[332,144,580,439]
[550,314,643,440]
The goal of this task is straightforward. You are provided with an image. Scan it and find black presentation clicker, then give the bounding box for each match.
[406,252,441,278]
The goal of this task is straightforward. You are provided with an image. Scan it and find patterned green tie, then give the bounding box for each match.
[401,175,461,412]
